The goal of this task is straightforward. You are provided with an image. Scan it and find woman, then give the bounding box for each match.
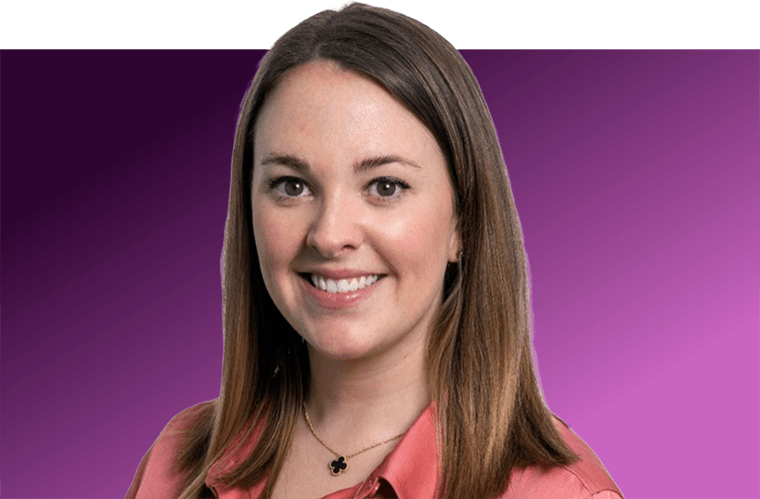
[127,3,622,498]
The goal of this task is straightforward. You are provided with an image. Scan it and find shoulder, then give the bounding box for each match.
[125,401,216,499]
[502,417,624,499]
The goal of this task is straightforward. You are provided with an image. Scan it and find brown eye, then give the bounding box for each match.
[368,176,409,202]
[284,179,305,196]
[267,176,312,199]
[376,180,397,197]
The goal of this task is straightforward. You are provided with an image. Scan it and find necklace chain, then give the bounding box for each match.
[303,403,406,461]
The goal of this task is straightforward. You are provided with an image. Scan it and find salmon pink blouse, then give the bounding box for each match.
[126,402,623,499]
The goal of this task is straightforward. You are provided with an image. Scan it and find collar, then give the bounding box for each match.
[354,403,439,499]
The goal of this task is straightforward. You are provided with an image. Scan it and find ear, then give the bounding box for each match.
[447,218,462,263]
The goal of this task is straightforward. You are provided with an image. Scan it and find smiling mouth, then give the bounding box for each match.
[299,273,385,294]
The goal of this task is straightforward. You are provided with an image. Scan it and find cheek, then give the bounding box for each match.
[381,204,454,277]
[252,206,296,281]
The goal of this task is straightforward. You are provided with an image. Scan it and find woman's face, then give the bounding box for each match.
[251,61,460,361]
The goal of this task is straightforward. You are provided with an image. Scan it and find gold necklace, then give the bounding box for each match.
[303,403,407,476]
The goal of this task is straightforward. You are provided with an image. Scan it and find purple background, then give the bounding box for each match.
[1,51,758,498]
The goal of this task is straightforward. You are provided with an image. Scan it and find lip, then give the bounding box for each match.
[298,272,383,310]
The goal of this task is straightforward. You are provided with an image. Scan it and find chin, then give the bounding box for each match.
[306,328,386,362]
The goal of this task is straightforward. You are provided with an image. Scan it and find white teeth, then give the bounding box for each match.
[310,274,380,293]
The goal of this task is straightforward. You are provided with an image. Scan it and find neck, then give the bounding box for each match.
[304,336,429,451]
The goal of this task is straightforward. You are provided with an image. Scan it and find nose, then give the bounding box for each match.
[305,191,362,258]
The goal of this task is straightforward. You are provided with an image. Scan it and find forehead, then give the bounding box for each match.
[253,61,442,164]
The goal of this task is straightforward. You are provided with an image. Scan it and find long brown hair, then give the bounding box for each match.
[176,4,577,498]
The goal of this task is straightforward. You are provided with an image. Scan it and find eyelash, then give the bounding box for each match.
[266,176,410,204]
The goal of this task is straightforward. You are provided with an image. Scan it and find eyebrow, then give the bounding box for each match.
[259,153,422,173]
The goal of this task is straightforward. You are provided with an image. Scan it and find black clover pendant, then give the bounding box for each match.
[329,455,348,475]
